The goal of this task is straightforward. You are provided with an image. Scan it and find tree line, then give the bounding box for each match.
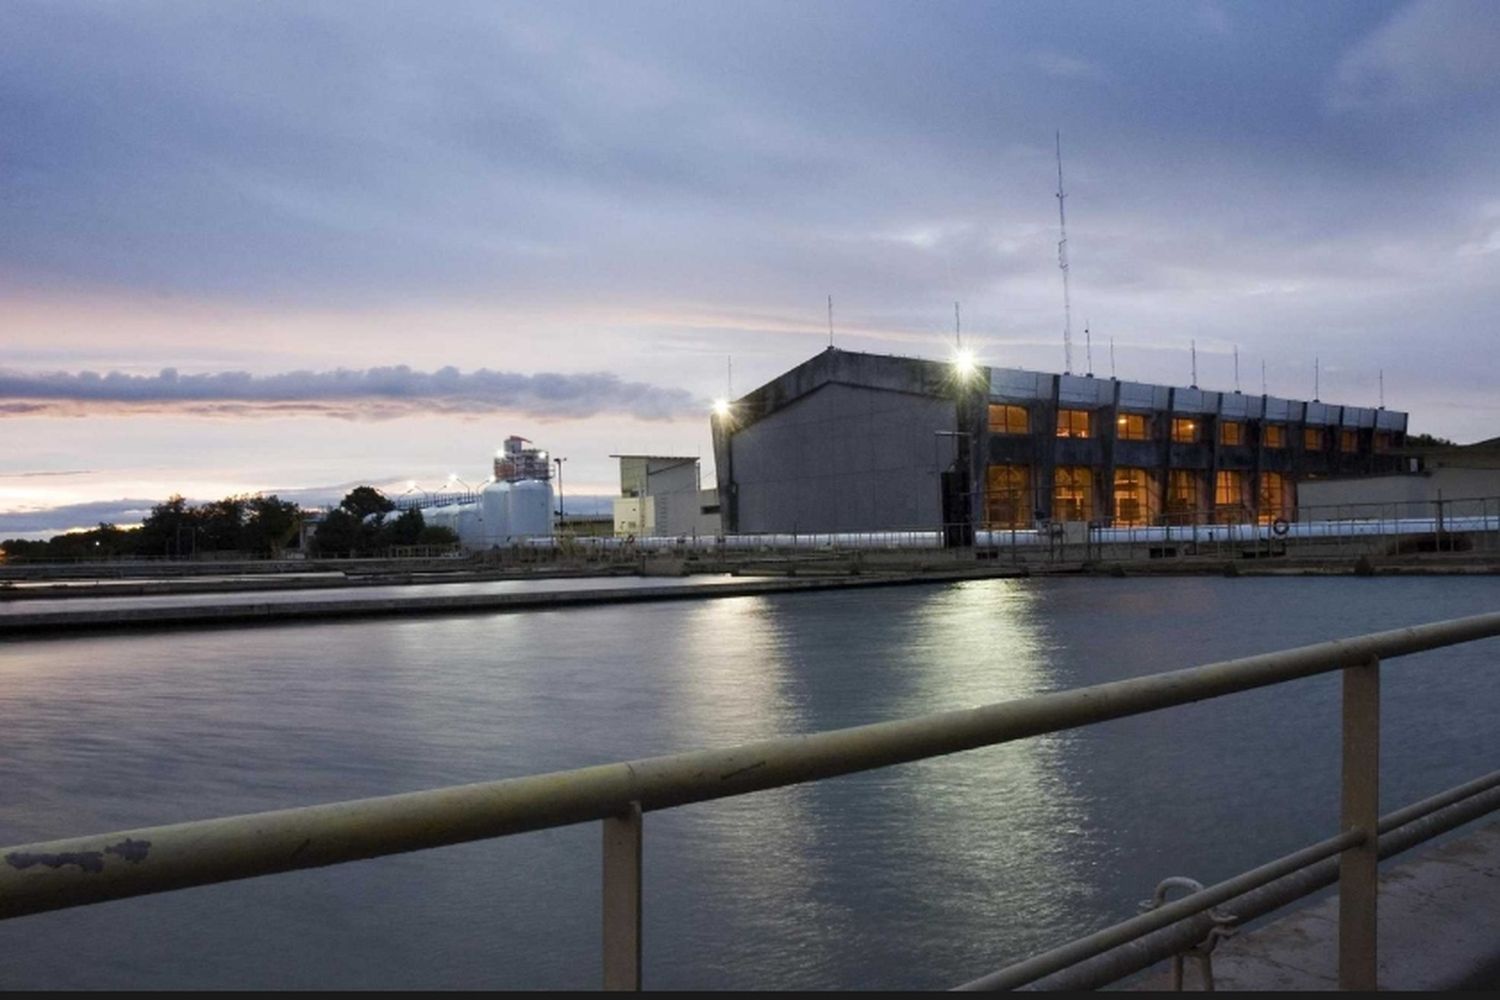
[1,486,456,561]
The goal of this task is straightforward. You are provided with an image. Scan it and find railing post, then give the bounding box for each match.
[602,801,643,991]
[1340,656,1380,990]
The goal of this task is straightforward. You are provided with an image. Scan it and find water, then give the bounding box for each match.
[2,576,1498,989]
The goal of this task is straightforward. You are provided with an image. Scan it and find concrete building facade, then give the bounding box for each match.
[611,455,722,538]
[712,348,1410,535]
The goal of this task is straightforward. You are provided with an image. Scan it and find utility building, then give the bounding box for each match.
[612,455,722,538]
[711,348,1409,536]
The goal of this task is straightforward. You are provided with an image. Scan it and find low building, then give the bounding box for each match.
[711,347,1410,535]
[1298,438,1500,518]
[611,455,722,538]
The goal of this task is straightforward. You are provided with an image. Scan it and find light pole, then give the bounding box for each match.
[554,457,567,523]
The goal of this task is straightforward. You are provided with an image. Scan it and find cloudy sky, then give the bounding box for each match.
[4,0,1499,534]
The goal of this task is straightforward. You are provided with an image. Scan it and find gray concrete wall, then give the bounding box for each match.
[1299,467,1500,517]
[730,382,956,533]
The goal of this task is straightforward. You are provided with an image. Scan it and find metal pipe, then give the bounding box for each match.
[953,832,1360,991]
[4,612,1500,923]
[1000,778,1500,992]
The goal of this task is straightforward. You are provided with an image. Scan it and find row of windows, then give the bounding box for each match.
[987,404,1389,452]
[984,465,1295,528]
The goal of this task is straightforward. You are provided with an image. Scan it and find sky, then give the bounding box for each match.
[4,0,1500,535]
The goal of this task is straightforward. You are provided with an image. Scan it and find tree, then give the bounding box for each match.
[385,507,426,547]
[243,496,302,557]
[417,525,459,547]
[197,496,248,551]
[340,486,394,520]
[137,495,196,557]
[311,508,362,557]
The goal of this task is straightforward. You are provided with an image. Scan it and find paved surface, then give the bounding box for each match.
[1170,822,1500,990]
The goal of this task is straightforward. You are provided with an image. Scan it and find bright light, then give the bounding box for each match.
[952,348,978,380]
[712,399,732,418]
[447,473,458,482]
[406,480,417,490]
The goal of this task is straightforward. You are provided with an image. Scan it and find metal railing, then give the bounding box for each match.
[4,612,1500,989]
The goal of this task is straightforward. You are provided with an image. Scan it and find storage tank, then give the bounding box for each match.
[455,506,484,549]
[480,480,511,548]
[507,479,554,538]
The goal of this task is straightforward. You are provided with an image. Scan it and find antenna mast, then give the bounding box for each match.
[1084,321,1093,377]
[1055,131,1074,375]
[727,355,733,398]
[1379,369,1385,409]
[1190,339,1198,388]
[1234,345,1240,393]
[1109,336,1117,379]
[827,295,834,348]
[1314,356,1320,401]
[954,301,962,349]
[1261,360,1267,395]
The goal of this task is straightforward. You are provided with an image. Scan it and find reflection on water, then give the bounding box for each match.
[2,576,1500,988]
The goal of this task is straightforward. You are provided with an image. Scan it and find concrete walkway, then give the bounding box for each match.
[1174,822,1500,990]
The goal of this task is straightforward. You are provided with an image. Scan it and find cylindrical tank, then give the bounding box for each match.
[456,506,483,549]
[480,480,511,548]
[507,479,554,538]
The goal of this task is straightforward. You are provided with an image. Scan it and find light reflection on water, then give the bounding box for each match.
[2,576,1499,988]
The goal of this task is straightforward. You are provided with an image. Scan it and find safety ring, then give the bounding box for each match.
[1272,518,1290,537]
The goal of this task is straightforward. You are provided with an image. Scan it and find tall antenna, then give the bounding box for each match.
[1054,131,1074,375]
[1379,369,1385,409]
[1190,339,1198,388]
[827,295,834,348]
[1261,359,1267,395]
[954,301,962,349]
[1109,335,1117,379]
[1314,356,1320,401]
[1234,345,1240,393]
[1084,321,1094,377]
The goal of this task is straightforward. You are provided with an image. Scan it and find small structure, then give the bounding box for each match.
[611,455,721,538]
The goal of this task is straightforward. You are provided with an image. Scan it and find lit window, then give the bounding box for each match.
[1304,427,1324,451]
[1340,429,1359,453]
[1116,413,1149,441]
[1258,472,1290,524]
[1166,469,1200,524]
[985,465,1031,528]
[988,404,1029,435]
[1374,432,1391,453]
[1172,417,1199,443]
[1219,421,1244,446]
[1053,466,1094,522]
[1056,409,1090,438]
[1264,424,1286,449]
[1214,470,1246,523]
[1113,467,1156,526]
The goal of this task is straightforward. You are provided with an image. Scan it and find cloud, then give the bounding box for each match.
[1027,51,1107,82]
[0,499,159,535]
[1330,0,1500,111]
[0,365,706,421]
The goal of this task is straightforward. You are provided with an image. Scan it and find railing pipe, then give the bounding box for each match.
[4,612,1500,923]
[954,831,1361,991]
[1011,772,1500,992]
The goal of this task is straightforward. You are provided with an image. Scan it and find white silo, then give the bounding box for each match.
[480,480,511,547]
[507,479,554,538]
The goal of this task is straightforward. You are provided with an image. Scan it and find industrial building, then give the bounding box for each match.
[611,455,721,538]
[710,348,1410,537]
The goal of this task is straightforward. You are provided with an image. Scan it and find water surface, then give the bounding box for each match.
[2,576,1498,989]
